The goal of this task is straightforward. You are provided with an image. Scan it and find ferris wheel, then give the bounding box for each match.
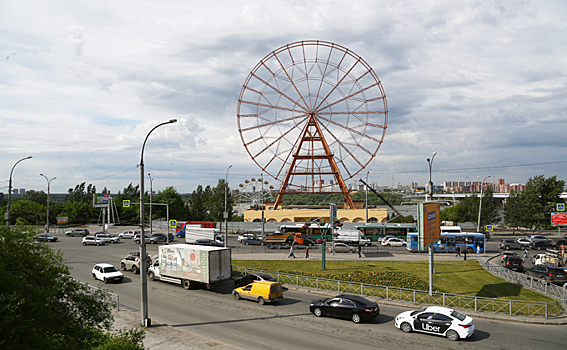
[237,40,388,209]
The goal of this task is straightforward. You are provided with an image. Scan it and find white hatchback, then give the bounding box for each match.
[92,263,124,283]
[395,306,475,341]
[381,237,407,247]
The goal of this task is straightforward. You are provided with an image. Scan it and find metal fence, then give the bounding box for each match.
[233,266,565,318]
[78,280,120,310]
[479,256,567,302]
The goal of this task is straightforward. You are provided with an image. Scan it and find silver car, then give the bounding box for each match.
[82,236,106,246]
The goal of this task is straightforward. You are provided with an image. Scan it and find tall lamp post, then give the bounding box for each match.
[139,119,176,327]
[148,173,153,237]
[426,152,437,201]
[477,175,491,232]
[365,171,369,224]
[6,156,33,227]
[426,151,436,296]
[224,164,232,247]
[40,174,56,233]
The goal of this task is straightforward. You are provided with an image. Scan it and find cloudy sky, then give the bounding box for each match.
[1,0,566,196]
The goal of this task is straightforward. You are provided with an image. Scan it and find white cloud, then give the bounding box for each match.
[0,0,566,194]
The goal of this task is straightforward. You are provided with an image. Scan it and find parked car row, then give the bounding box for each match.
[499,252,567,284]
[498,235,565,251]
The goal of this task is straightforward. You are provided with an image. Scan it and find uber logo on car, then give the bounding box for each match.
[422,324,441,332]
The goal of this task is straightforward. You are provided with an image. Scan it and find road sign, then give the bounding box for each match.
[557,203,565,212]
[169,219,177,228]
[485,225,493,232]
[551,212,567,227]
[123,200,130,208]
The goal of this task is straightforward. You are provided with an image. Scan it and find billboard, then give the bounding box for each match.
[551,212,567,227]
[418,202,441,250]
[93,193,110,208]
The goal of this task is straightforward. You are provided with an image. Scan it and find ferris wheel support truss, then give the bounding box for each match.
[274,113,355,209]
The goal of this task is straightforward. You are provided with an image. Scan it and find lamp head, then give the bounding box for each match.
[169,119,177,124]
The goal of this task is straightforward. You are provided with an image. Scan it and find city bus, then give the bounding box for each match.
[355,223,417,242]
[406,232,486,253]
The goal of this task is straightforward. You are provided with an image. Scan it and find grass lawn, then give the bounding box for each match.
[233,259,553,302]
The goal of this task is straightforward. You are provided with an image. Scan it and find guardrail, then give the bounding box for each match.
[479,256,567,302]
[233,266,565,318]
[78,280,120,310]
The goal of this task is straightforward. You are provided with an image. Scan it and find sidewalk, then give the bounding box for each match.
[111,309,239,350]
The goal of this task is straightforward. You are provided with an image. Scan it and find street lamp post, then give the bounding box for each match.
[477,175,491,232]
[224,164,232,247]
[426,152,437,201]
[6,156,33,227]
[365,171,369,224]
[139,119,176,327]
[148,173,153,237]
[261,174,265,236]
[426,151,436,296]
[40,174,56,233]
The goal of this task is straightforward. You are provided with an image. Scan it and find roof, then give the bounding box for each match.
[424,306,454,314]
[94,263,114,268]
[337,294,375,306]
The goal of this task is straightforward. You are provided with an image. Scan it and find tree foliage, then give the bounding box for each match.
[504,175,565,230]
[0,226,144,350]
[440,188,500,228]
[187,180,234,222]
[22,189,47,204]
[65,182,97,203]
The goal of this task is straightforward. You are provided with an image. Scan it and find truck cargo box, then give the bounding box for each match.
[158,244,231,285]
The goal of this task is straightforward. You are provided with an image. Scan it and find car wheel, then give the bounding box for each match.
[258,297,266,305]
[386,244,391,247]
[92,273,97,279]
[537,246,542,250]
[400,322,412,333]
[182,279,191,290]
[245,242,249,245]
[505,246,510,250]
[151,240,156,244]
[351,313,361,323]
[132,266,138,274]
[121,263,126,271]
[104,278,109,284]
[82,242,87,246]
[313,308,322,317]
[234,292,241,300]
[446,329,459,341]
[520,245,525,250]
[148,271,155,281]
[96,242,100,246]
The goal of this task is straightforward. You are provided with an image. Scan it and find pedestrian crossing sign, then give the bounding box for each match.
[123,200,130,208]
[557,203,565,212]
[485,225,493,232]
[169,220,177,228]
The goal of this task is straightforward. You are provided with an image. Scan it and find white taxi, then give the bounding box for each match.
[394,306,474,341]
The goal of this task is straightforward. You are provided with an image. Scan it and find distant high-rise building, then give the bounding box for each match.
[20,189,25,194]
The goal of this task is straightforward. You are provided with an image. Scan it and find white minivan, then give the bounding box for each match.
[333,229,372,246]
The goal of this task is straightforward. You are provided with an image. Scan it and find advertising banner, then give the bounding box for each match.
[93,193,110,208]
[551,212,567,227]
[418,202,441,251]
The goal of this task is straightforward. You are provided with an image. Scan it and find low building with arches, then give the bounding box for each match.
[243,205,387,224]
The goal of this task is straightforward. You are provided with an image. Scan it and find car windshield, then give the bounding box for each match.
[410,308,428,316]
[450,310,467,321]
[103,266,118,273]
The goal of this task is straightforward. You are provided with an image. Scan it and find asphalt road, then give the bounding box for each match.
[47,228,567,350]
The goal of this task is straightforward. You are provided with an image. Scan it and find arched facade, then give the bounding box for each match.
[243,208,387,224]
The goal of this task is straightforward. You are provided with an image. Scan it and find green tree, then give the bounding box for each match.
[479,187,500,228]
[0,226,145,349]
[65,182,97,203]
[188,185,208,220]
[114,183,141,223]
[153,186,187,220]
[22,190,47,204]
[504,175,565,230]
[440,189,500,228]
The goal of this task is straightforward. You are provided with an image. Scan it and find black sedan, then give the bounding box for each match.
[234,272,277,287]
[525,265,567,285]
[151,233,174,242]
[530,241,554,250]
[194,239,224,247]
[241,236,265,245]
[36,233,58,242]
[309,294,380,323]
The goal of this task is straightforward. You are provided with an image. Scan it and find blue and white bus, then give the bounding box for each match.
[407,231,486,253]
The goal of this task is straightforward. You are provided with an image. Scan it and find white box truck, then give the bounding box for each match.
[148,244,231,289]
[333,229,372,246]
[185,227,224,244]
